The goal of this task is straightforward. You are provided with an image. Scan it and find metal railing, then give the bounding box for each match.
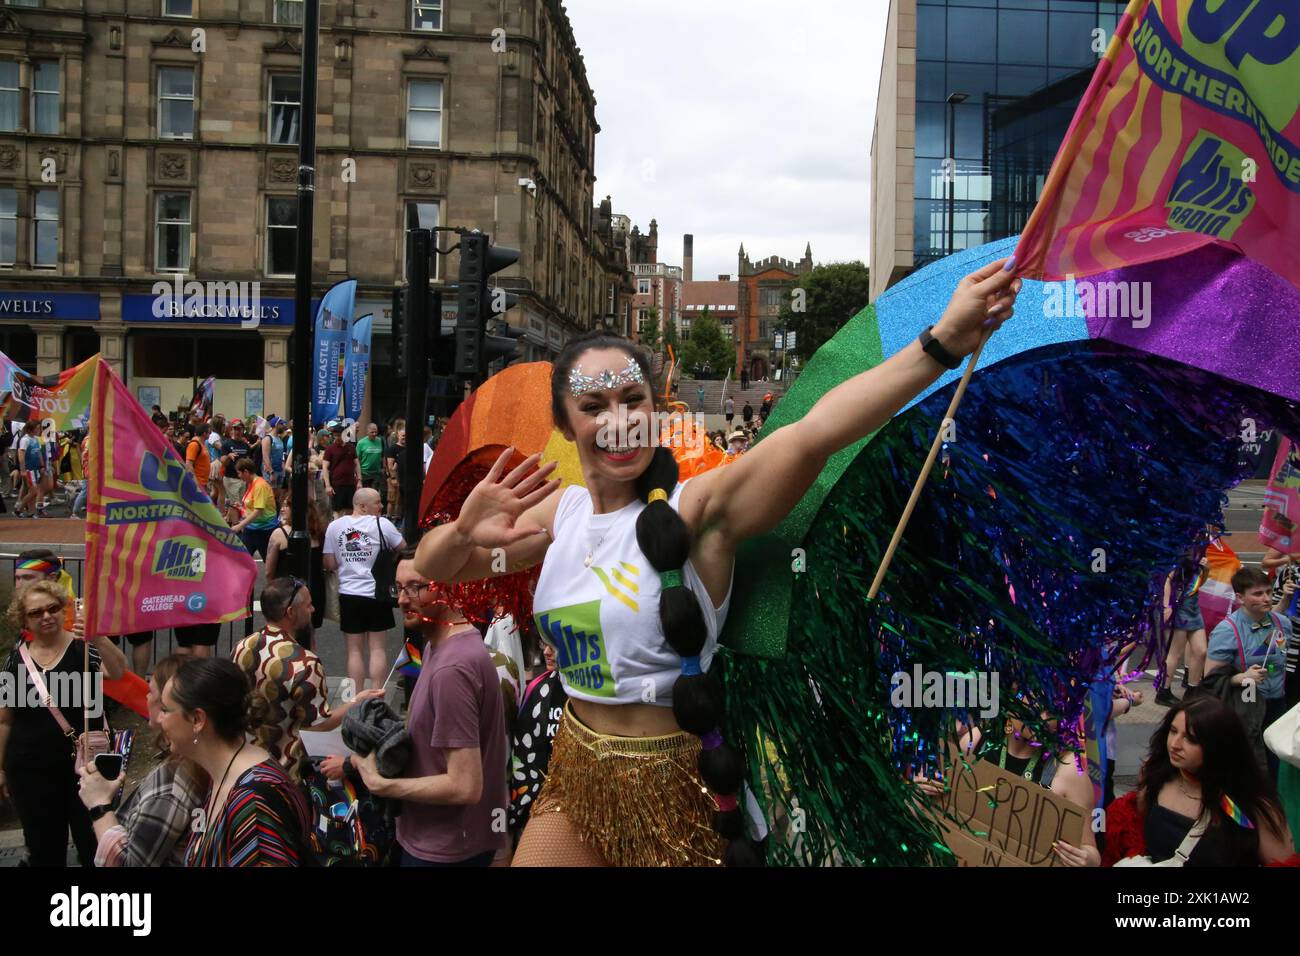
[1,553,251,663]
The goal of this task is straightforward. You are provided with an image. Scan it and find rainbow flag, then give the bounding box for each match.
[0,348,22,396]
[394,638,423,678]
[0,353,97,430]
[83,360,256,637]
[1016,0,1300,291]
[1198,534,1242,634]
[1221,793,1255,829]
[188,376,214,422]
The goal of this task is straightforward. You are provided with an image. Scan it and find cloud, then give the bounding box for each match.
[564,0,886,280]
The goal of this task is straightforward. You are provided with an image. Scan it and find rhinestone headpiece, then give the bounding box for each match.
[568,356,645,396]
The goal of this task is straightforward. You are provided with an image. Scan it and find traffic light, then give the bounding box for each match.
[390,286,406,377]
[455,231,520,381]
[483,322,526,375]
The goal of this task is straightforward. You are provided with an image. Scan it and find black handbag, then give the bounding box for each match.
[370,516,398,603]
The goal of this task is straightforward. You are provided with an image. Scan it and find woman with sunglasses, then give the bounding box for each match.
[0,580,127,866]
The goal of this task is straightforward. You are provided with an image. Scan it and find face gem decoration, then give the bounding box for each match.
[568,356,645,397]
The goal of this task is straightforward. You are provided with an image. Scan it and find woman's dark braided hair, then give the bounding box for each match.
[551,332,763,866]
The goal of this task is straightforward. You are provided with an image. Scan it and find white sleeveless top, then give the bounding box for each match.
[531,480,733,707]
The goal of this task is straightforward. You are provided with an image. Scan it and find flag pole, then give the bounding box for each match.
[867,329,992,601]
[287,0,320,582]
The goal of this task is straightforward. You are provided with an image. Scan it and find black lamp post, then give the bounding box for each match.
[946,91,968,257]
[288,0,320,581]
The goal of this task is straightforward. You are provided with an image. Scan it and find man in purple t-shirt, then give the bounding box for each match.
[355,551,508,866]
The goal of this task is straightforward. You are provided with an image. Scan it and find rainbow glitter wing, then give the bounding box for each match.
[721,237,1300,866]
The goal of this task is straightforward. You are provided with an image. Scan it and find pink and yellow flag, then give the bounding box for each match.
[84,360,256,638]
[1260,439,1300,551]
[1198,534,1242,634]
[1016,0,1300,290]
[0,353,97,430]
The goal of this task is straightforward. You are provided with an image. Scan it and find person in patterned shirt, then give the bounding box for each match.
[233,578,382,783]
[507,642,567,844]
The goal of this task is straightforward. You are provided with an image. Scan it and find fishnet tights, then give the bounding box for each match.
[511,799,609,867]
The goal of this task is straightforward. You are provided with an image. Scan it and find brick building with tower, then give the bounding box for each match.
[735,242,813,380]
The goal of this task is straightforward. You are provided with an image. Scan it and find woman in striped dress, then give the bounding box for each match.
[159,657,312,867]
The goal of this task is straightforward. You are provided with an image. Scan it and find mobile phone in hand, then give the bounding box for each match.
[93,752,124,781]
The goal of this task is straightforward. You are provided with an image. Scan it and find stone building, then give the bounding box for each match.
[0,0,626,421]
[735,242,812,380]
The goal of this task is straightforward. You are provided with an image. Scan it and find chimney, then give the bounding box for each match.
[683,234,694,282]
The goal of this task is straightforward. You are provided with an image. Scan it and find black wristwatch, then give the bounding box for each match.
[87,803,115,822]
[918,325,962,370]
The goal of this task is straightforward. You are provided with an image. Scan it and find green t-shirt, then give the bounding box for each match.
[357,436,385,476]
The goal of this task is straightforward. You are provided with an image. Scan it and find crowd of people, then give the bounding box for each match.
[1,256,1298,869]
[1,420,87,519]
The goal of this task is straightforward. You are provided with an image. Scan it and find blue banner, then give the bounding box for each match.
[345,313,372,423]
[0,291,100,322]
[311,280,356,426]
[121,294,305,326]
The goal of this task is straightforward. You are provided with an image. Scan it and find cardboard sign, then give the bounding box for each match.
[935,743,1087,867]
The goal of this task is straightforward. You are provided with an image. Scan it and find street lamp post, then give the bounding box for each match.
[946,91,968,258]
[288,0,320,582]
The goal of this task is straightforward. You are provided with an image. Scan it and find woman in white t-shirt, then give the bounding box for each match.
[413,257,1022,866]
[323,487,405,691]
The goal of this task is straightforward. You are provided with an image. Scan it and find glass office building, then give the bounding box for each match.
[912,0,1128,268]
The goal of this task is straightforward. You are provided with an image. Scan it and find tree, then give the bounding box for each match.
[639,307,661,353]
[680,308,734,380]
[662,314,680,357]
[777,261,871,361]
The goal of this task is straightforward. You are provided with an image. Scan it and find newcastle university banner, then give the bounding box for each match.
[345,313,373,423]
[84,360,256,637]
[312,279,356,426]
[1017,0,1300,290]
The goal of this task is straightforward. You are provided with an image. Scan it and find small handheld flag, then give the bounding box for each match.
[1221,794,1254,830]
[394,639,423,678]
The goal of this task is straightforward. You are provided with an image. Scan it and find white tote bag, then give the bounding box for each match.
[1264,700,1300,769]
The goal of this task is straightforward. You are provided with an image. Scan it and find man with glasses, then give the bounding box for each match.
[233,577,382,783]
[353,548,509,867]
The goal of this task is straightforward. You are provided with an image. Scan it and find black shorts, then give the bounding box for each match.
[339,593,394,634]
[174,623,221,647]
[331,485,356,512]
[115,631,154,648]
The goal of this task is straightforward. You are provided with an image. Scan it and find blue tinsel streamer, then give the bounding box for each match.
[723,339,1300,866]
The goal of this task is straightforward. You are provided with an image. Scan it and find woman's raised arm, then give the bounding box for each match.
[413,448,562,584]
[688,258,1020,546]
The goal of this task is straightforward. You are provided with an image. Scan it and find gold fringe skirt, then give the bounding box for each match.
[534,701,725,867]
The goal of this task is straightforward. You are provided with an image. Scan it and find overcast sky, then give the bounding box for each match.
[564,0,886,282]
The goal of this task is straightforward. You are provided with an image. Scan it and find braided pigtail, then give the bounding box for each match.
[634,446,762,866]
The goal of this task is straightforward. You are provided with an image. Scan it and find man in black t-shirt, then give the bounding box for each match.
[384,430,403,520]
[219,419,252,516]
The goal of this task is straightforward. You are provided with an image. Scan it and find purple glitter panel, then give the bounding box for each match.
[1085,246,1300,403]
